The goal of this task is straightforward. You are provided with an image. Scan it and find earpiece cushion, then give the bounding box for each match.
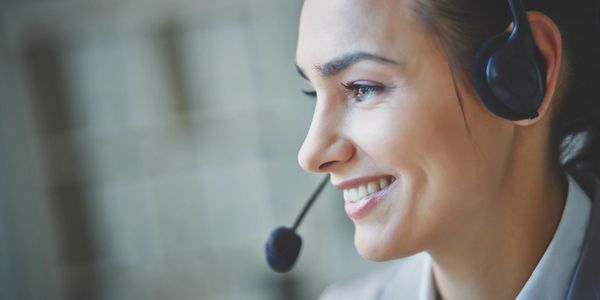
[472,32,528,120]
[473,30,547,121]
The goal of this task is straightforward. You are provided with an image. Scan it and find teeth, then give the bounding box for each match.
[349,188,358,202]
[343,177,395,203]
[380,177,390,189]
[358,185,368,199]
[367,182,379,194]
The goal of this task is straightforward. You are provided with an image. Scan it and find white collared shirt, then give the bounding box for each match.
[320,176,592,300]
[516,175,591,299]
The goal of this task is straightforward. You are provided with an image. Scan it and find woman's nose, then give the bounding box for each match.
[297,111,354,173]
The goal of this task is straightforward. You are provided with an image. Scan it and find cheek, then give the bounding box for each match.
[348,91,477,177]
[345,84,505,258]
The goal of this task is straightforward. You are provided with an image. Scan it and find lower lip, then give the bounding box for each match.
[344,181,395,219]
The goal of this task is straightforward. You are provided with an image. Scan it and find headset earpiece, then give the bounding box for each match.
[471,0,546,121]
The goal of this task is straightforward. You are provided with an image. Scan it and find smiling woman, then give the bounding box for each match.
[294,0,600,299]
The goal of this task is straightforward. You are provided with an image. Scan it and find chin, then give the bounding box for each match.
[356,248,391,262]
[354,226,422,262]
[354,231,396,262]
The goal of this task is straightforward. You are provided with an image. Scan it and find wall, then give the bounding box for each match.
[0,0,382,299]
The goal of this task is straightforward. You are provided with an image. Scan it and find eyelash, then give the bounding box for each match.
[302,90,317,98]
[301,82,385,102]
[341,82,385,102]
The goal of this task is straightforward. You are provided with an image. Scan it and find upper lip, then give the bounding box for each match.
[333,175,395,190]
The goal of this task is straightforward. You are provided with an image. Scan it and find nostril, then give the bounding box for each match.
[318,161,336,171]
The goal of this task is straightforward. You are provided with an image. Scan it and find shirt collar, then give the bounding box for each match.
[418,254,437,300]
[516,175,592,299]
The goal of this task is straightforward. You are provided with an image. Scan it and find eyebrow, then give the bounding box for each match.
[295,51,399,80]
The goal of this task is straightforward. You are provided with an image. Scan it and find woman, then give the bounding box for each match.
[294,0,600,299]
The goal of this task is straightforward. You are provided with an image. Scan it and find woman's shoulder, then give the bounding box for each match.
[318,252,430,300]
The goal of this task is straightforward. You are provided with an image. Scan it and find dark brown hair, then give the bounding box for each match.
[412,0,600,177]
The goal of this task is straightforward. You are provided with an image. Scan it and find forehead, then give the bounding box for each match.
[296,0,422,70]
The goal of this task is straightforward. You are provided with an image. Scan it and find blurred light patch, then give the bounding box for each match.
[0,1,381,300]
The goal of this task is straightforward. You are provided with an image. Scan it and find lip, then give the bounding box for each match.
[334,175,395,190]
[343,178,397,219]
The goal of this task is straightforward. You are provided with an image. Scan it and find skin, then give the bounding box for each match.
[295,0,567,299]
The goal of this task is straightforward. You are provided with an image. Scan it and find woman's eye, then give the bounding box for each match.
[343,82,384,102]
[356,86,376,99]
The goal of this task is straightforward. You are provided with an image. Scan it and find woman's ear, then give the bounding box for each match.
[512,11,563,126]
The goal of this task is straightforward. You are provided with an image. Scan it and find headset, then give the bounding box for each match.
[472,0,546,120]
[265,0,547,273]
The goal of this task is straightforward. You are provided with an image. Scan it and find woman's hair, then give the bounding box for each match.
[412,0,600,177]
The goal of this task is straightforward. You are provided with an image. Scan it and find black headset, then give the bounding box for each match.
[472,0,547,120]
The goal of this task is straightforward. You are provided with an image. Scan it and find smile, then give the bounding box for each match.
[342,176,396,203]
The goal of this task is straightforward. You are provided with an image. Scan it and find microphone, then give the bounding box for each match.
[265,174,330,273]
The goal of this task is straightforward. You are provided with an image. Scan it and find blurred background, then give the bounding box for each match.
[0,0,382,299]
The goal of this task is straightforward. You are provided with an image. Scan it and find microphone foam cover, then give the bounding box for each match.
[265,227,302,273]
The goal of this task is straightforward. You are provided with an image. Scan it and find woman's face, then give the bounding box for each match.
[296,0,516,260]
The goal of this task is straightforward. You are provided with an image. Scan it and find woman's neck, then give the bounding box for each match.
[428,136,568,300]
